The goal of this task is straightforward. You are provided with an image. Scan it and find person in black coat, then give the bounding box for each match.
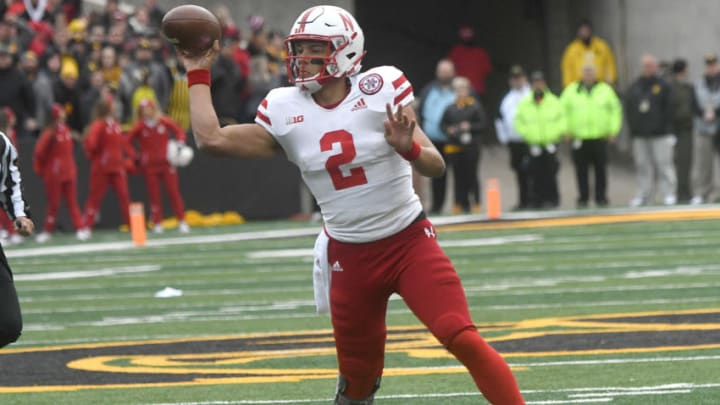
[441,76,486,213]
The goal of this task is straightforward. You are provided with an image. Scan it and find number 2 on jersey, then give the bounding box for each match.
[320,130,368,190]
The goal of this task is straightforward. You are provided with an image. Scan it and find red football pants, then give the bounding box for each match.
[143,167,185,224]
[329,218,475,386]
[84,171,130,228]
[43,178,84,232]
[328,217,524,404]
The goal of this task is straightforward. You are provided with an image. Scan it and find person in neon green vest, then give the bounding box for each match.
[561,64,622,208]
[514,71,567,208]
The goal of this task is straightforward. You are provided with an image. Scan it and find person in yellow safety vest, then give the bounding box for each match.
[514,71,567,209]
[561,19,617,88]
[561,64,622,208]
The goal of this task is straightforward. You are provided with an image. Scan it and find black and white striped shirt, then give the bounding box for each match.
[0,132,30,220]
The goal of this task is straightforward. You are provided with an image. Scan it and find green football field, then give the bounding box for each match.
[1,207,719,404]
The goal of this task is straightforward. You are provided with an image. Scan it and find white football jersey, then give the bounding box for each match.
[255,66,422,243]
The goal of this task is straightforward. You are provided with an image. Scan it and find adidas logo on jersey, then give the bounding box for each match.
[331,261,344,272]
[351,98,367,112]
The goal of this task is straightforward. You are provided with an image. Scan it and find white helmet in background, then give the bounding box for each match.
[285,5,366,93]
[166,139,194,167]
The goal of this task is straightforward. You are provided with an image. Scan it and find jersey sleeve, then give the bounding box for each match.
[254,88,296,138]
[362,66,415,112]
[254,96,274,135]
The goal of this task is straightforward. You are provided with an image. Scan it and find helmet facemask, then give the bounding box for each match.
[286,36,360,93]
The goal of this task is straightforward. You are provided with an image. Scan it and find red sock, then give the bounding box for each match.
[448,330,525,405]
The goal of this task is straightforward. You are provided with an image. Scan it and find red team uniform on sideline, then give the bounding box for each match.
[127,113,187,226]
[83,116,133,228]
[33,120,86,235]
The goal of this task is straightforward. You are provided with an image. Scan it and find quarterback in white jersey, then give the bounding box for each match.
[180,5,524,405]
[255,66,421,242]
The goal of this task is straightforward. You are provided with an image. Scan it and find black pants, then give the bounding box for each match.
[430,141,447,213]
[449,146,481,211]
[0,244,22,348]
[508,142,531,209]
[529,148,559,208]
[571,138,608,204]
[674,128,693,202]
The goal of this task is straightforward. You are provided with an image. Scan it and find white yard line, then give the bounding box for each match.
[14,265,162,281]
[5,228,323,259]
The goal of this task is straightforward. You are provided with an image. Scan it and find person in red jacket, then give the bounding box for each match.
[0,108,22,245]
[128,98,190,233]
[83,96,133,231]
[448,25,492,96]
[33,104,89,243]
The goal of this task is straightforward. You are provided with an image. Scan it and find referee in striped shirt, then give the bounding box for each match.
[0,131,34,348]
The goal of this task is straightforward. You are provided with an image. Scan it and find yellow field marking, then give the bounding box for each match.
[438,209,720,232]
[3,308,719,393]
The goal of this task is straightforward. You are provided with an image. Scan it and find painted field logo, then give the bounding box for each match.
[1,309,719,393]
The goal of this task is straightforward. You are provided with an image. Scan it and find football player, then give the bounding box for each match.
[180,5,524,404]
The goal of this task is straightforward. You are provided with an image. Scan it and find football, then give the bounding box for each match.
[161,5,221,57]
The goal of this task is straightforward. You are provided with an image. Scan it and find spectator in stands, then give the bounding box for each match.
[87,24,106,48]
[514,71,566,209]
[0,43,35,138]
[19,50,52,134]
[128,98,190,234]
[441,76,486,214]
[448,25,492,97]
[33,104,89,243]
[53,60,83,133]
[691,53,720,205]
[561,19,617,87]
[143,0,165,29]
[98,0,126,31]
[418,59,456,214]
[118,38,170,124]
[245,22,275,123]
[495,65,532,210]
[79,70,105,128]
[0,19,19,54]
[212,36,246,125]
[99,45,121,90]
[105,21,127,55]
[625,54,676,206]
[266,30,288,85]
[83,95,133,231]
[668,59,697,204]
[561,64,622,208]
[0,108,22,245]
[128,6,153,37]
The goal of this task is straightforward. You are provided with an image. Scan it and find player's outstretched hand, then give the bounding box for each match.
[178,40,220,72]
[384,103,416,153]
[14,217,34,237]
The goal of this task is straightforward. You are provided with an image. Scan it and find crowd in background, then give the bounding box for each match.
[3,1,720,244]
[419,19,720,212]
[0,0,289,245]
